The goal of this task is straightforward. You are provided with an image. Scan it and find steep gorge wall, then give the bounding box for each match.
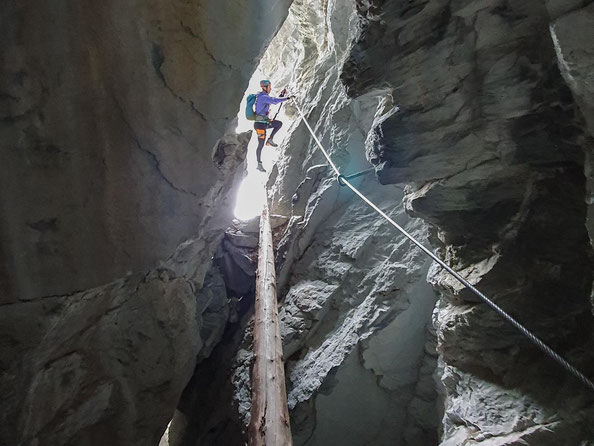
[0,1,292,445]
[4,1,594,445]
[344,0,594,444]
[0,0,290,300]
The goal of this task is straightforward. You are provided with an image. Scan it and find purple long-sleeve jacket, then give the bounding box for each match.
[255,92,287,119]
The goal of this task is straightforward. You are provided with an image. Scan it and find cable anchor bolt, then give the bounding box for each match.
[336,167,375,187]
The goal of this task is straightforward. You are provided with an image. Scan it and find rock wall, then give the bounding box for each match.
[0,1,292,445]
[160,1,594,443]
[0,0,290,300]
[1,270,199,446]
[344,0,594,444]
[5,0,594,444]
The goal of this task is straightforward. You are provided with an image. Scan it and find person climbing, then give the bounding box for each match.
[253,80,292,172]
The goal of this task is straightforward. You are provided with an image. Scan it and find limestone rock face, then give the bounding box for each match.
[5,0,594,444]
[279,189,439,446]
[343,0,594,443]
[0,269,199,446]
[549,3,594,241]
[550,3,594,135]
[0,0,289,300]
[1,1,291,444]
[170,0,593,443]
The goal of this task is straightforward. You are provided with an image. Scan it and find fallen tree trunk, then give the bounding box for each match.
[248,199,292,446]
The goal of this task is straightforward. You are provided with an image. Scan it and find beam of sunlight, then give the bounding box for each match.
[234,174,267,220]
[234,69,290,220]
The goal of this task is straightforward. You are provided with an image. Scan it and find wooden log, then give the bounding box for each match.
[248,200,293,446]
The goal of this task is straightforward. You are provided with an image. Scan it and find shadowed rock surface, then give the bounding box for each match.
[0,1,291,444]
[1,270,199,446]
[345,0,594,443]
[0,0,289,300]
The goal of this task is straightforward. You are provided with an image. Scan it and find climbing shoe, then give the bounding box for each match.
[266,139,278,147]
[256,162,266,172]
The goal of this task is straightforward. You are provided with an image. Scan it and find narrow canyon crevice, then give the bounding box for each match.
[2,1,594,446]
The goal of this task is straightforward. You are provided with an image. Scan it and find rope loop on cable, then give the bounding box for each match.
[294,102,594,393]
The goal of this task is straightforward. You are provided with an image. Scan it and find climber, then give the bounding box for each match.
[253,80,292,172]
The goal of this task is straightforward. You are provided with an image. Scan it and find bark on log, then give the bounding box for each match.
[248,200,292,446]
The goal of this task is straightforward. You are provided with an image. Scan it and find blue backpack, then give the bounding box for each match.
[245,92,260,121]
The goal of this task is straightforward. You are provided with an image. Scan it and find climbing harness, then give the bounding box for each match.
[295,103,594,393]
